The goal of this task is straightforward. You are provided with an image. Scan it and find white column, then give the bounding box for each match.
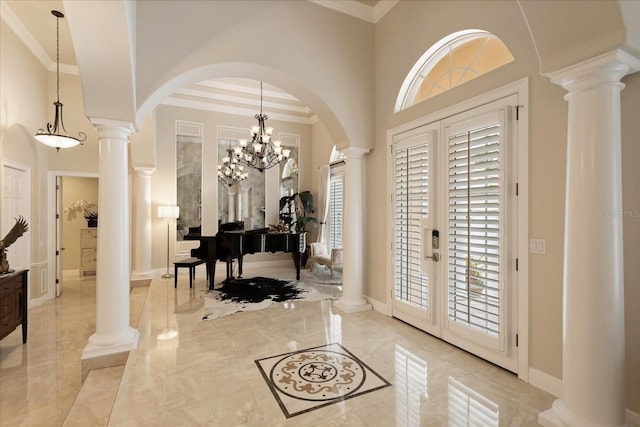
[241,187,250,222]
[82,120,139,359]
[131,167,155,279]
[265,166,280,227]
[539,50,639,427]
[334,147,372,313]
[228,189,236,222]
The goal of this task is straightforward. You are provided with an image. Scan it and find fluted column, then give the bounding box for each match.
[539,50,639,427]
[131,167,155,280]
[82,120,139,359]
[334,147,371,313]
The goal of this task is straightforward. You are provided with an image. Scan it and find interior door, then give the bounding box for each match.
[2,164,29,271]
[56,176,63,297]
[391,126,439,336]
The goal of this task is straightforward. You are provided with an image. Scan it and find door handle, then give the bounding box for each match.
[423,227,440,262]
[421,222,440,274]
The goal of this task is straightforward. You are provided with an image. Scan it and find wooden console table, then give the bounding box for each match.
[0,269,28,343]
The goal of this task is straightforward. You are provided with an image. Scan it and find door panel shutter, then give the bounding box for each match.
[447,122,502,338]
[395,142,430,309]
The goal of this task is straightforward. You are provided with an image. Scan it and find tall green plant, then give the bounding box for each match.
[279,191,317,232]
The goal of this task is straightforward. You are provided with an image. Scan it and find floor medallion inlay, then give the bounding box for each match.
[255,343,391,418]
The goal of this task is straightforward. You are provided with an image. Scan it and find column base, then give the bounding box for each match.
[333,298,372,314]
[131,270,155,281]
[81,327,139,359]
[539,399,627,427]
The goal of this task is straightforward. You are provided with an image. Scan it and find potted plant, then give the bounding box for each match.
[279,191,318,234]
[65,199,98,227]
[467,257,486,296]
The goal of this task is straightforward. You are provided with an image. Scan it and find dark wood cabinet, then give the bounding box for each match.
[0,270,28,343]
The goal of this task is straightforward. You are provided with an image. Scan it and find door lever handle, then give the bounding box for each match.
[425,252,440,262]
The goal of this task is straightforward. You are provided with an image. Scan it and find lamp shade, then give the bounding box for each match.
[158,205,179,219]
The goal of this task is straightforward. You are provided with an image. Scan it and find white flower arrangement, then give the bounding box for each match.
[64,199,98,221]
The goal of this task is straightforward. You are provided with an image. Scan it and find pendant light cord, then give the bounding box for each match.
[55,13,60,103]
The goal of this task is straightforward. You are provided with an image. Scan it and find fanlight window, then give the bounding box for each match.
[395,30,514,112]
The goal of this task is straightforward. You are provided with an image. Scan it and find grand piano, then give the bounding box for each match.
[185,223,306,290]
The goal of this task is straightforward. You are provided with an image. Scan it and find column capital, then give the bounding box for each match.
[545,49,640,93]
[339,146,370,160]
[133,166,155,176]
[90,118,136,138]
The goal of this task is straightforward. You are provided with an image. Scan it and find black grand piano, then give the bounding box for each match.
[185,222,306,290]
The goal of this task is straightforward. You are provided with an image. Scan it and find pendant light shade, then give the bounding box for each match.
[35,10,86,151]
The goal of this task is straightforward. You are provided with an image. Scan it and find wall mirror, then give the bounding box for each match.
[279,133,300,198]
[217,137,266,230]
[176,121,203,240]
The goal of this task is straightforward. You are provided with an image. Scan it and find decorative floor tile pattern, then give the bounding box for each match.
[255,342,391,418]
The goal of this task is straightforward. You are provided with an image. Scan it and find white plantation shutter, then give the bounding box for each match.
[394,142,430,309]
[447,122,502,338]
[329,171,344,250]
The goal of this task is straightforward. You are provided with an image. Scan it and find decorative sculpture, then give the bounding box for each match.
[0,216,29,274]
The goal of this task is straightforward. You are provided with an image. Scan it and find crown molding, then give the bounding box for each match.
[161,97,316,125]
[175,87,312,116]
[308,0,397,23]
[1,1,78,75]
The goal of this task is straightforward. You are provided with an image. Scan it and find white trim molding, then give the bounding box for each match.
[529,367,562,398]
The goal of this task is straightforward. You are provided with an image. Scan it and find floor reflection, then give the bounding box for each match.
[395,344,428,427]
[448,376,499,427]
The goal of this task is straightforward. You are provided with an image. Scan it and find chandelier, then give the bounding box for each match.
[233,82,291,172]
[35,10,86,151]
[218,145,248,186]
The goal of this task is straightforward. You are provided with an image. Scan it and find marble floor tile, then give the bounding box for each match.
[1,265,556,426]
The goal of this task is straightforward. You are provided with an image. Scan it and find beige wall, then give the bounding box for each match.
[61,177,99,271]
[373,0,639,412]
[134,0,373,149]
[1,19,98,300]
[1,19,48,300]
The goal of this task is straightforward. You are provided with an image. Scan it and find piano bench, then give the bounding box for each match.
[173,257,206,288]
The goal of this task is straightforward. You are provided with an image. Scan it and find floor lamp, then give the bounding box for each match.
[158,205,179,278]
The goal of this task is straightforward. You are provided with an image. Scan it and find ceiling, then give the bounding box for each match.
[2,0,396,125]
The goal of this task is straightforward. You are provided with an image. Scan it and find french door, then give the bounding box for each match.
[390,95,519,372]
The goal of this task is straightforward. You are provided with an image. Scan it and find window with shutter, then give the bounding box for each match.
[447,120,502,339]
[329,170,344,250]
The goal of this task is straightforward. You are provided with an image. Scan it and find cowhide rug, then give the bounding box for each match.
[202,276,338,320]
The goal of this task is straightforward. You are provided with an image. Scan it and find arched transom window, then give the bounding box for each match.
[395,30,514,112]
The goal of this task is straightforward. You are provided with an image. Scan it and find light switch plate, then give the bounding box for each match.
[530,238,546,255]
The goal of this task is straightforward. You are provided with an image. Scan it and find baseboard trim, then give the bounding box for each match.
[529,367,562,398]
[365,296,386,313]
